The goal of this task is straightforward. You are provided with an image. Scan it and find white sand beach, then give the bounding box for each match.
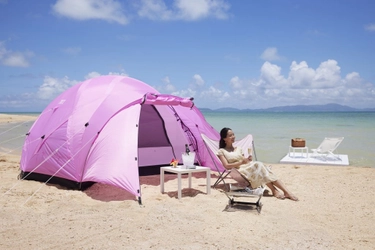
[1,114,374,249]
[0,113,38,123]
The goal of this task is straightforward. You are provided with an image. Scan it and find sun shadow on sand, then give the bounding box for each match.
[84,183,138,202]
[164,189,206,199]
[36,170,221,202]
[223,203,260,213]
[142,171,216,185]
[83,172,214,202]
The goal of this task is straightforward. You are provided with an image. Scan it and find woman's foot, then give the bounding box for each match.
[284,193,299,201]
[273,190,285,199]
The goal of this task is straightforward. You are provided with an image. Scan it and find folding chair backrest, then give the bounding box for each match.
[233,134,256,159]
[201,133,257,188]
[201,134,256,163]
[317,137,344,153]
[201,133,257,170]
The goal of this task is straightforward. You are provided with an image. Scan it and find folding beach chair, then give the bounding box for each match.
[201,133,257,188]
[311,137,344,161]
[201,134,263,213]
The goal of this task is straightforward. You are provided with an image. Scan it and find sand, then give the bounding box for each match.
[0,113,38,123]
[1,114,374,249]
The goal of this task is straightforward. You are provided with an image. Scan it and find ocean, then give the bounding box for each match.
[202,111,375,168]
[1,112,374,168]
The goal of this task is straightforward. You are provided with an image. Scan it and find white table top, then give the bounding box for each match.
[161,166,210,174]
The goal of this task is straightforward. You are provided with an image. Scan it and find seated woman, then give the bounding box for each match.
[217,127,298,201]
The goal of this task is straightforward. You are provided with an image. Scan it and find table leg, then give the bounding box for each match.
[188,172,192,189]
[160,168,164,193]
[206,170,211,194]
[177,173,182,199]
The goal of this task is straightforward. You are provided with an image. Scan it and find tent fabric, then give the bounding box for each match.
[20,75,220,199]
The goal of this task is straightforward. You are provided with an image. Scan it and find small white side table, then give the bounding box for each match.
[289,146,309,158]
[160,166,211,199]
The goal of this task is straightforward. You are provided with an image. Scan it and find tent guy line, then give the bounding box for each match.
[0,120,33,137]
[1,125,89,199]
[0,134,26,146]
[21,132,98,206]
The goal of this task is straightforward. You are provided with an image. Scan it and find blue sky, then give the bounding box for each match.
[0,0,374,112]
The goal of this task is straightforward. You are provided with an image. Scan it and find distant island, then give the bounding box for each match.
[199,103,375,112]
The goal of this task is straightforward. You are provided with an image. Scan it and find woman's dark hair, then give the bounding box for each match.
[219,127,231,149]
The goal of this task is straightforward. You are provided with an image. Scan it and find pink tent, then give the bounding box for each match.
[20,75,222,203]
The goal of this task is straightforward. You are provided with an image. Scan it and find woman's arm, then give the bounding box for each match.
[218,154,250,170]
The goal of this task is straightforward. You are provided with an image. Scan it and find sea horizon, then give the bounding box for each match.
[1,111,374,168]
[201,111,375,168]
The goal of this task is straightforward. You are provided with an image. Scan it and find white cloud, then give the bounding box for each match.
[217,59,374,109]
[85,71,102,79]
[192,74,204,87]
[200,86,230,102]
[84,71,128,80]
[52,0,129,25]
[138,0,230,21]
[137,0,173,20]
[312,60,341,88]
[109,71,128,76]
[2,52,30,67]
[156,75,202,97]
[175,0,230,20]
[173,88,196,98]
[260,61,287,87]
[2,62,374,110]
[343,72,361,87]
[37,76,78,100]
[150,59,373,109]
[224,53,241,63]
[62,47,81,55]
[51,0,230,24]
[260,47,282,61]
[306,29,324,36]
[162,76,176,92]
[230,76,242,89]
[288,61,315,88]
[0,42,34,67]
[365,23,375,31]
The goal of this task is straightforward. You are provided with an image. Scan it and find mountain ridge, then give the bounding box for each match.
[199,103,375,112]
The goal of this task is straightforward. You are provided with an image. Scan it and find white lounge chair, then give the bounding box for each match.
[311,137,344,161]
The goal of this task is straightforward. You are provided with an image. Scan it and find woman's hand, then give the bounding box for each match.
[241,157,250,165]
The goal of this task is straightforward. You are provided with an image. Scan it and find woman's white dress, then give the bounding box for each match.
[217,147,277,188]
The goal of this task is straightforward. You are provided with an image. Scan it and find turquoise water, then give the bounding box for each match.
[202,111,375,168]
[1,112,374,167]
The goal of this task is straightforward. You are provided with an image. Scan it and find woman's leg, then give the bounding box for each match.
[266,182,285,199]
[271,180,298,201]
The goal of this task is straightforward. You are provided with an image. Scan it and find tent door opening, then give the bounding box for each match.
[137,104,176,167]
